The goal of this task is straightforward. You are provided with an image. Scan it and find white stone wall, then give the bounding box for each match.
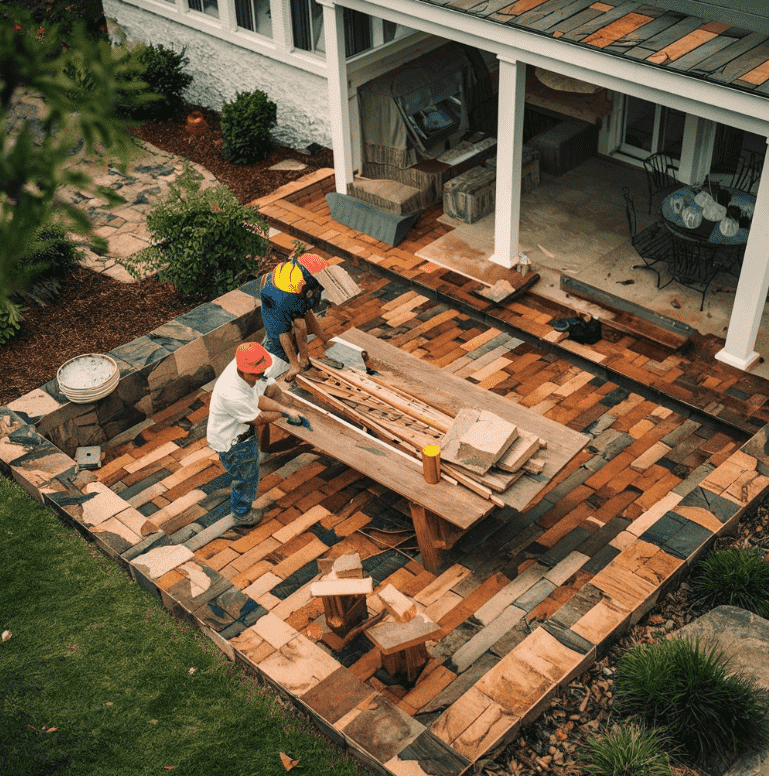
[103,0,331,150]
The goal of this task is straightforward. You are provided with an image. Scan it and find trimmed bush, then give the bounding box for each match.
[221,90,277,164]
[121,165,268,299]
[582,722,673,776]
[615,637,769,769]
[117,43,193,122]
[692,548,769,617]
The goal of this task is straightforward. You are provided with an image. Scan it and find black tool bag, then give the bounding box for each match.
[568,317,602,345]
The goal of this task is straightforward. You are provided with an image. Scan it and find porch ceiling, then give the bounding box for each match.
[341,0,769,134]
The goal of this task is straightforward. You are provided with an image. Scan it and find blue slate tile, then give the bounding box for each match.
[542,622,594,654]
[578,517,631,557]
[138,501,160,516]
[118,469,172,502]
[541,528,591,567]
[175,302,235,335]
[583,544,620,574]
[678,486,741,523]
[40,378,70,404]
[271,561,321,600]
[361,549,409,584]
[514,578,556,612]
[599,388,630,407]
[663,520,714,560]
[121,531,171,560]
[109,336,167,370]
[202,471,234,494]
[639,511,686,547]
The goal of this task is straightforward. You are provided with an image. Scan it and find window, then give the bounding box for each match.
[291,0,325,54]
[235,0,272,36]
[188,0,219,17]
[621,96,686,161]
[290,1,411,57]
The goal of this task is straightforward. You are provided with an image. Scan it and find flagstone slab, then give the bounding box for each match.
[258,634,340,697]
[338,693,425,765]
[7,388,64,424]
[131,544,195,579]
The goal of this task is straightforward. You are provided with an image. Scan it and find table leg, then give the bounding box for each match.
[409,502,442,575]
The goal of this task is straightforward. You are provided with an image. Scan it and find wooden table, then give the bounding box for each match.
[273,329,588,573]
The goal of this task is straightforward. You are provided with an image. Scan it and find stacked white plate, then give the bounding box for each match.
[57,354,119,404]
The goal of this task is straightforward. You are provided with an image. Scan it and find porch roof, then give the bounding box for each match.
[416,0,769,100]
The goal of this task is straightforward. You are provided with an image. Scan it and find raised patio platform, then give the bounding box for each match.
[2,251,769,775]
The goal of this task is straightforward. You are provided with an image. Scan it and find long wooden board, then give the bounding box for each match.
[339,329,588,512]
[274,392,493,531]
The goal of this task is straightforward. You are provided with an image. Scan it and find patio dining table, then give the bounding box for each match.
[661,185,754,275]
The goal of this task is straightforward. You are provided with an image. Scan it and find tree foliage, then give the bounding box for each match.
[0,8,141,308]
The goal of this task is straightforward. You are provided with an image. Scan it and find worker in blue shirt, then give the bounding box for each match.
[259,253,330,382]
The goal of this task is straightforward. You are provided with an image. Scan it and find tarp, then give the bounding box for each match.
[358,43,479,167]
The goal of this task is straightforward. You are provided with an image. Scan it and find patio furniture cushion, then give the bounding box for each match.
[325,192,421,247]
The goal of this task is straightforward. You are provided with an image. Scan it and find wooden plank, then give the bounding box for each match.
[378,584,418,622]
[646,28,719,64]
[415,564,472,607]
[275,395,493,531]
[667,32,738,71]
[604,10,685,52]
[441,409,518,475]
[310,578,374,597]
[567,2,650,41]
[340,330,588,513]
[273,505,331,545]
[624,15,705,59]
[367,614,442,655]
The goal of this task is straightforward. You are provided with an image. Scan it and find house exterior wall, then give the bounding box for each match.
[103,0,331,150]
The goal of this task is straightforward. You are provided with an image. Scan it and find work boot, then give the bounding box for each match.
[233,508,263,527]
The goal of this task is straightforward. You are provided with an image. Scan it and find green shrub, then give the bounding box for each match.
[220,90,277,164]
[582,722,673,776]
[122,165,268,299]
[15,220,81,307]
[692,548,769,617]
[615,637,769,768]
[117,43,193,121]
[0,299,23,346]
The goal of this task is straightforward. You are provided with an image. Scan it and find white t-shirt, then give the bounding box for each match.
[206,358,272,453]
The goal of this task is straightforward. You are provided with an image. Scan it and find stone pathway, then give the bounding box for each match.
[8,88,219,283]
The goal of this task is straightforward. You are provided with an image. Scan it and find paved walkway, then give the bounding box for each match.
[8,88,218,283]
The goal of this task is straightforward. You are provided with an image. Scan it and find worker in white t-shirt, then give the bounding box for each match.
[206,342,302,526]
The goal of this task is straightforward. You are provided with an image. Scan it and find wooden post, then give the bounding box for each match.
[421,445,441,484]
[409,502,442,574]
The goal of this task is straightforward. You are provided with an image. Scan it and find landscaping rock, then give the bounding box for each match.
[675,606,769,776]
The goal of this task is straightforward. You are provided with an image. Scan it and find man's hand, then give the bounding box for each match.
[284,408,302,423]
[285,365,301,383]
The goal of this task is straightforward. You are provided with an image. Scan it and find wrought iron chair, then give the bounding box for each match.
[623,187,675,288]
[704,151,764,194]
[642,152,679,214]
[659,227,722,311]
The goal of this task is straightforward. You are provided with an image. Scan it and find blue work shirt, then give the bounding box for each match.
[259,273,313,361]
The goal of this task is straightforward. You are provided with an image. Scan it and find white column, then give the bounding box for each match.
[217,0,235,33]
[677,114,716,186]
[490,56,526,268]
[715,137,769,371]
[318,0,354,194]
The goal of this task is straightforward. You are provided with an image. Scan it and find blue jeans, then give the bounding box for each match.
[218,435,260,521]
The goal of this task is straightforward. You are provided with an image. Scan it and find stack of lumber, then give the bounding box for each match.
[314,264,362,305]
[296,360,546,505]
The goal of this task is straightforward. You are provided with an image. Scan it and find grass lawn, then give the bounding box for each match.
[0,476,371,776]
